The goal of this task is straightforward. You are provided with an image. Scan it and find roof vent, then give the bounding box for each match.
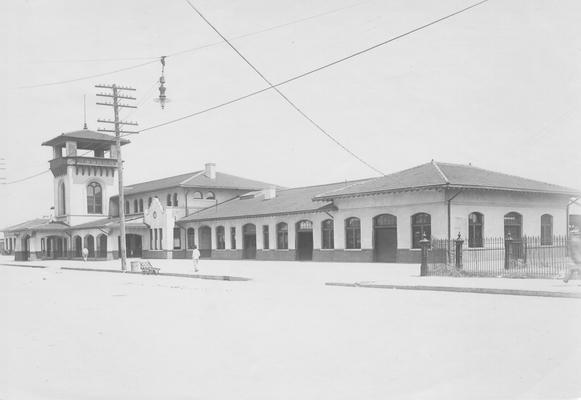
[263,187,277,200]
[204,163,216,179]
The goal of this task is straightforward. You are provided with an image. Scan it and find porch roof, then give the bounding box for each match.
[2,218,70,233]
[70,216,147,231]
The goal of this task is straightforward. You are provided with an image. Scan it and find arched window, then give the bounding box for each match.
[87,182,102,214]
[58,181,66,215]
[192,191,202,199]
[187,228,196,249]
[277,222,288,249]
[216,226,225,249]
[504,212,522,240]
[173,193,178,207]
[411,213,431,249]
[345,217,361,249]
[468,212,483,248]
[148,197,152,207]
[206,192,216,200]
[321,219,334,249]
[124,201,129,215]
[139,199,144,213]
[133,199,138,214]
[166,194,172,206]
[541,214,553,245]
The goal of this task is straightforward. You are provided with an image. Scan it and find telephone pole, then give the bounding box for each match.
[95,84,138,272]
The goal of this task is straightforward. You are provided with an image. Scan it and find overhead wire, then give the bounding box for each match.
[183,0,385,176]
[139,0,489,133]
[16,0,372,90]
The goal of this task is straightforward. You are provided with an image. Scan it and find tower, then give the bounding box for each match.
[42,128,130,226]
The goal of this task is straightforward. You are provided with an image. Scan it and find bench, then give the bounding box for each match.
[139,261,160,275]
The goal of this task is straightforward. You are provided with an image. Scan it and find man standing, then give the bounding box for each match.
[563,229,581,283]
[192,245,200,273]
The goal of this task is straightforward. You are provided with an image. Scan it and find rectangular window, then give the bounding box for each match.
[173,228,181,250]
[230,227,236,249]
[322,220,334,249]
[263,225,269,249]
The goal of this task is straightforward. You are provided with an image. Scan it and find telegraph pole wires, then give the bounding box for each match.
[95,84,138,272]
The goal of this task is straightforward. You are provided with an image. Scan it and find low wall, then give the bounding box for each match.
[211,250,244,260]
[312,249,374,262]
[256,249,297,261]
[142,250,173,259]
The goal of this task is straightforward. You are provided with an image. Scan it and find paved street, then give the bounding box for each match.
[0,259,580,399]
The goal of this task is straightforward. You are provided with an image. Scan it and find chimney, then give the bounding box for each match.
[204,163,216,179]
[263,187,277,200]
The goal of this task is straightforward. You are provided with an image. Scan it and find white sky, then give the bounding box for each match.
[0,0,580,227]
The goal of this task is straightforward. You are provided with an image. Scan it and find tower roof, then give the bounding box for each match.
[42,129,130,150]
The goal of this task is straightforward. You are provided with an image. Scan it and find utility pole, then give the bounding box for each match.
[95,84,138,272]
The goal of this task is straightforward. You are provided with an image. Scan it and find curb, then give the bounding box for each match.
[0,263,46,269]
[325,282,581,299]
[60,267,251,281]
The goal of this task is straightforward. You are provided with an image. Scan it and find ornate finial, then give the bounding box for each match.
[83,94,88,129]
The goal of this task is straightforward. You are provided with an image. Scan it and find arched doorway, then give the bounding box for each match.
[374,214,397,262]
[74,236,82,257]
[504,212,523,258]
[126,234,142,258]
[84,235,95,258]
[97,234,108,258]
[243,224,257,259]
[296,220,313,261]
[199,226,212,258]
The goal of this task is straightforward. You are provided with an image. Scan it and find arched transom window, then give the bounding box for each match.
[411,213,431,249]
[345,217,361,249]
[87,182,103,214]
[468,212,483,248]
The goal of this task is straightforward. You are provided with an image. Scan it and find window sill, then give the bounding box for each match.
[344,248,362,251]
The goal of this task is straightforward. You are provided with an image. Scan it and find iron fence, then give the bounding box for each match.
[427,235,570,278]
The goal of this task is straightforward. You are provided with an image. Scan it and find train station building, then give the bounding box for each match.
[3,128,579,263]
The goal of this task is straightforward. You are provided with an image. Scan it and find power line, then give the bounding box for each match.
[17,60,159,89]
[15,0,372,90]
[1,169,50,185]
[140,0,489,133]
[184,0,385,175]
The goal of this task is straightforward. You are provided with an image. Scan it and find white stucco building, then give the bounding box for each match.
[3,128,580,263]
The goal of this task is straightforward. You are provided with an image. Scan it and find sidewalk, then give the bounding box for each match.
[1,255,579,297]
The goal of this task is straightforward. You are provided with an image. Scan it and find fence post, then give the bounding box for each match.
[455,232,464,268]
[504,232,512,270]
[420,233,430,276]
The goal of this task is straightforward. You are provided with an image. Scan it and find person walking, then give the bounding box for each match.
[563,229,581,283]
[82,247,89,262]
[192,245,200,273]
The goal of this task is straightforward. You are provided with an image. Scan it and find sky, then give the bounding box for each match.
[0,0,580,228]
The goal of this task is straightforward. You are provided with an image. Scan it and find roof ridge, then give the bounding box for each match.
[442,162,576,190]
[179,171,205,186]
[313,162,435,199]
[431,160,450,184]
[125,170,202,189]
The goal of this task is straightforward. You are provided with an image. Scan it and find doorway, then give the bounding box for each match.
[243,224,257,259]
[199,226,212,258]
[373,214,397,263]
[296,220,313,261]
[125,234,142,258]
